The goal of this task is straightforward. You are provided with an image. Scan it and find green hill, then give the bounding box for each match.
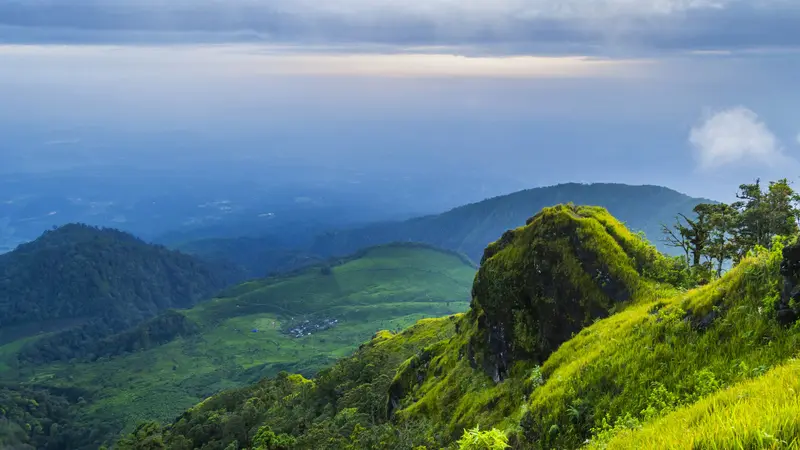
[0,244,475,449]
[312,183,712,262]
[120,205,800,450]
[0,224,245,364]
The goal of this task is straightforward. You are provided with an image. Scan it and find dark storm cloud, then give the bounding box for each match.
[0,1,798,54]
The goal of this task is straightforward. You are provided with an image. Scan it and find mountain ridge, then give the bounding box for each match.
[312,183,713,262]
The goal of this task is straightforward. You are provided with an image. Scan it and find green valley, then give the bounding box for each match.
[0,244,475,448]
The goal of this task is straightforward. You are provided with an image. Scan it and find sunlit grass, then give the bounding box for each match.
[598,359,800,449]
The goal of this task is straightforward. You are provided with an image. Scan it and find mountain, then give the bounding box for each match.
[312,183,713,262]
[0,224,245,363]
[0,244,475,449]
[121,205,800,449]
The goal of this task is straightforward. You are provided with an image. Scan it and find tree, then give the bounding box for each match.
[765,178,800,240]
[252,426,296,450]
[732,178,800,259]
[686,204,713,267]
[661,204,713,268]
[732,179,765,255]
[661,218,691,266]
[704,203,739,277]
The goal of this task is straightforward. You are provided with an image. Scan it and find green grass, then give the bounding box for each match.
[596,358,800,449]
[524,242,796,448]
[0,244,475,437]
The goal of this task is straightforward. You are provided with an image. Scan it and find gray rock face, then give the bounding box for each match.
[778,242,800,325]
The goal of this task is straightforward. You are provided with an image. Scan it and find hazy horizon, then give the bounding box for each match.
[2,0,800,248]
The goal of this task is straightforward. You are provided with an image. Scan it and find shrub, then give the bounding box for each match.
[457,426,509,450]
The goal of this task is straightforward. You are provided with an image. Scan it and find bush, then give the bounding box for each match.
[457,426,509,450]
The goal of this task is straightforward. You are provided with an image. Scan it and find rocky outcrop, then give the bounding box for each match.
[468,205,651,382]
[778,242,800,325]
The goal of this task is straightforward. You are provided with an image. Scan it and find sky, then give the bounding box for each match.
[2,0,800,205]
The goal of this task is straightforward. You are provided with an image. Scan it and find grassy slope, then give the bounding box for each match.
[0,245,475,438]
[531,244,795,448]
[597,358,800,449]
[391,213,799,448]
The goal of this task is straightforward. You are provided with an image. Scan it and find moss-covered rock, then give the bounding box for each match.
[468,204,660,382]
[387,342,444,417]
[778,240,800,324]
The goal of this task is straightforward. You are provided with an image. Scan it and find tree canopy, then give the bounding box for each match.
[662,178,800,280]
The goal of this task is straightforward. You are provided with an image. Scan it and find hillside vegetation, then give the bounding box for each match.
[0,244,475,449]
[312,183,710,262]
[119,182,800,450]
[0,224,241,329]
[0,224,245,364]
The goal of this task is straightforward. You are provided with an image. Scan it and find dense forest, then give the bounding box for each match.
[117,179,800,449]
[311,183,710,262]
[19,310,201,364]
[0,224,245,364]
[0,385,109,450]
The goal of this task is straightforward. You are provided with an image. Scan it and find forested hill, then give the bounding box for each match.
[312,183,712,262]
[0,223,244,331]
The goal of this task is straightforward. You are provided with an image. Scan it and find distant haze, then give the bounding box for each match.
[1,0,800,249]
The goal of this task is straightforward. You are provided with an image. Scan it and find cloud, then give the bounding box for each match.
[43,138,81,146]
[689,106,790,169]
[0,44,653,79]
[1,0,799,55]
